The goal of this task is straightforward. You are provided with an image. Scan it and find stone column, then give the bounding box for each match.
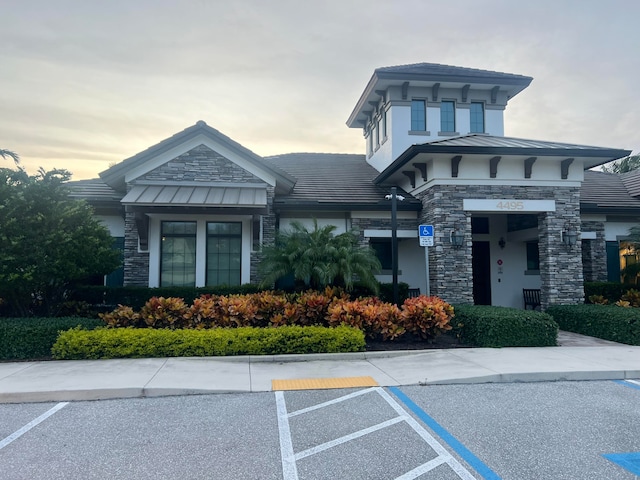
[123,210,150,286]
[419,186,474,305]
[538,188,584,308]
[581,221,607,282]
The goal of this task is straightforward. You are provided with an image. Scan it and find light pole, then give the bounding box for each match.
[385,187,404,305]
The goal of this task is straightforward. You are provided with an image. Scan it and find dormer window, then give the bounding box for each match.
[441,101,456,132]
[411,99,426,131]
[470,102,485,133]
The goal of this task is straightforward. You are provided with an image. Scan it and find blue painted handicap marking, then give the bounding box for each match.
[603,452,640,475]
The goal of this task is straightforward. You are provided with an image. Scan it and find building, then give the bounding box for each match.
[69,63,637,309]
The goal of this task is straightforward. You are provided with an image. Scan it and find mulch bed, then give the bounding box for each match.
[365,333,471,351]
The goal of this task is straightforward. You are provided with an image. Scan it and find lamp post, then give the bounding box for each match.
[385,187,404,305]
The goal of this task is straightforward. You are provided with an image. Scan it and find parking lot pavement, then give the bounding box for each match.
[2,381,640,479]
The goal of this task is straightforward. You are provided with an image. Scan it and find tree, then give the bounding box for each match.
[0,149,20,166]
[259,220,381,293]
[0,167,121,316]
[601,155,640,174]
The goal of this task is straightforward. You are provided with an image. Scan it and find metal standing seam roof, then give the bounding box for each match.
[121,184,268,207]
[376,134,632,184]
[347,63,533,128]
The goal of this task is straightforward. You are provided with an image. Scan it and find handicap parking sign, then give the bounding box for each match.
[419,225,434,247]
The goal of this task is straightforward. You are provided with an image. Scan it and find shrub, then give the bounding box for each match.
[621,289,640,307]
[51,325,366,359]
[0,317,103,360]
[453,305,558,347]
[139,297,190,328]
[70,284,263,311]
[400,296,454,340]
[547,304,640,345]
[327,297,403,340]
[584,282,637,304]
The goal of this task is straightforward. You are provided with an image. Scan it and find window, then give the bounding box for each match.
[382,108,387,139]
[470,102,485,133]
[440,101,455,132]
[161,222,197,286]
[411,100,426,131]
[370,239,393,271]
[207,222,242,286]
[526,241,540,271]
[375,122,380,147]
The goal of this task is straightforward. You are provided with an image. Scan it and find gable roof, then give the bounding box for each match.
[347,62,533,128]
[376,134,632,184]
[99,121,296,194]
[581,170,640,213]
[266,153,421,211]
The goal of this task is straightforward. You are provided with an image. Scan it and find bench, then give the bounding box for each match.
[407,288,421,298]
[523,289,541,310]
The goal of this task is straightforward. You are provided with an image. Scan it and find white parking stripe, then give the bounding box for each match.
[0,402,68,451]
[287,387,377,418]
[295,417,404,460]
[627,379,640,387]
[275,391,299,480]
[376,388,478,480]
[276,387,478,480]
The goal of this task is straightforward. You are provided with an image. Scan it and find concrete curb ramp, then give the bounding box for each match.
[1,340,639,403]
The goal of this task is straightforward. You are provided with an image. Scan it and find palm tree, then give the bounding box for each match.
[0,149,20,165]
[259,220,381,293]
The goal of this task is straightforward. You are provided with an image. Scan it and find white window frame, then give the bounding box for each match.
[147,213,252,288]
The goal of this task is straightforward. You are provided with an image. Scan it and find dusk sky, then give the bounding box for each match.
[2,0,639,180]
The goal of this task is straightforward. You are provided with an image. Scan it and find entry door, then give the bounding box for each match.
[472,241,492,305]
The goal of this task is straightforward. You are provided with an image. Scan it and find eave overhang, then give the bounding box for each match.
[375,142,632,185]
[347,65,533,128]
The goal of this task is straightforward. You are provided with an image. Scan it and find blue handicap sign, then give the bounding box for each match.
[419,225,434,237]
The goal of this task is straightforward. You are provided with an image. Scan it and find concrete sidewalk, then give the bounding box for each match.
[1,332,639,403]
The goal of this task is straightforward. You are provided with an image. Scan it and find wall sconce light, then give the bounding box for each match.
[450,230,464,249]
[498,237,506,249]
[562,228,578,247]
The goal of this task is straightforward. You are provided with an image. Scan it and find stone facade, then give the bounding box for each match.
[138,144,264,184]
[123,145,275,286]
[416,184,584,308]
[123,210,149,286]
[581,220,607,282]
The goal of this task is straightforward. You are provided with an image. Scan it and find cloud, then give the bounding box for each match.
[2,0,639,178]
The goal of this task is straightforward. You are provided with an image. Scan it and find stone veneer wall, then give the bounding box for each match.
[416,185,473,305]
[537,187,584,308]
[250,185,276,284]
[351,217,419,247]
[123,144,275,286]
[123,210,149,286]
[139,144,263,184]
[581,220,607,282]
[416,184,584,308]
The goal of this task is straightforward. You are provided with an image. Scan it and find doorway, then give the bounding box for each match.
[472,241,492,305]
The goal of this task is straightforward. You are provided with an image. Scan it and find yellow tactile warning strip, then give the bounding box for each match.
[272,376,379,391]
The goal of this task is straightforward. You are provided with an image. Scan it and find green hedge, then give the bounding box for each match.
[452,305,558,348]
[52,325,366,359]
[70,284,264,311]
[584,282,638,303]
[0,317,103,360]
[547,305,640,345]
